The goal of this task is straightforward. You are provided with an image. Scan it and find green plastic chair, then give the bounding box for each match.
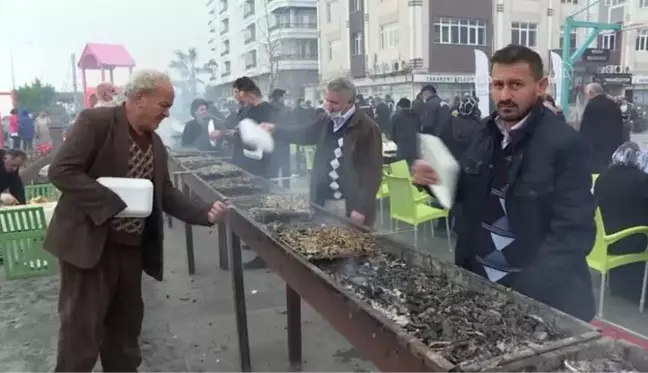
[385,174,452,251]
[0,206,56,280]
[25,183,59,201]
[388,160,430,204]
[587,207,648,317]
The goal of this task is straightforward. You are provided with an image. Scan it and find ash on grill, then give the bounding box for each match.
[194,163,244,180]
[242,194,312,223]
[323,252,568,365]
[178,156,220,169]
[269,223,375,260]
[207,176,267,197]
[553,357,638,372]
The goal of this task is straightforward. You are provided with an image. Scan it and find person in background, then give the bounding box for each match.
[8,108,20,149]
[261,77,383,226]
[374,97,392,137]
[384,94,395,113]
[46,70,228,371]
[543,94,565,120]
[93,82,119,108]
[269,88,292,186]
[355,94,375,120]
[0,148,26,204]
[411,92,425,118]
[580,82,625,173]
[450,96,462,116]
[390,98,419,167]
[594,142,648,303]
[18,109,34,153]
[439,95,482,161]
[420,84,452,136]
[181,98,216,150]
[34,110,53,155]
[412,44,596,321]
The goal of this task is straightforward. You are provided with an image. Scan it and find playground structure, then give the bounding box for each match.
[77,43,135,108]
[560,0,648,117]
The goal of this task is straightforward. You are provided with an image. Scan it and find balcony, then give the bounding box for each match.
[268,22,318,39]
[277,53,318,70]
[266,0,316,13]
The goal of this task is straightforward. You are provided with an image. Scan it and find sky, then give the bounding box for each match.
[0,0,212,113]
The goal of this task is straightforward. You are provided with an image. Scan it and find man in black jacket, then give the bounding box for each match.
[0,149,26,204]
[420,84,452,135]
[413,44,596,321]
[580,83,625,173]
[390,98,419,167]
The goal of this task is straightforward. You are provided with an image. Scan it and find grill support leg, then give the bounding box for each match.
[286,285,302,371]
[168,174,177,229]
[183,182,196,275]
[230,229,251,372]
[218,222,229,270]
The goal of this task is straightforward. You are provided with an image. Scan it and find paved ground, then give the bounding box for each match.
[0,216,376,372]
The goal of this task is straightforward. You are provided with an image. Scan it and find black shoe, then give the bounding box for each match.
[243,256,267,270]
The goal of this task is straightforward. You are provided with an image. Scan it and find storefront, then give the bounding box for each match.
[632,74,648,105]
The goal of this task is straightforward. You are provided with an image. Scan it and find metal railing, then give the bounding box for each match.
[268,22,317,31]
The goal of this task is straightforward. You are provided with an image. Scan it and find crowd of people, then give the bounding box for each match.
[22,41,642,372]
[4,108,53,155]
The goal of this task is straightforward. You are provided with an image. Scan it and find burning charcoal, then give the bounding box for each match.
[321,251,571,365]
[178,156,220,169]
[269,223,376,260]
[243,194,313,223]
[562,356,639,372]
[207,176,267,197]
[193,163,243,180]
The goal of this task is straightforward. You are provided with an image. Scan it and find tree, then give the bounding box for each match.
[168,48,211,99]
[257,0,282,94]
[14,79,56,113]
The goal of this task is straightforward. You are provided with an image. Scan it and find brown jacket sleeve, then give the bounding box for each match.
[48,109,127,226]
[158,145,212,226]
[352,117,383,216]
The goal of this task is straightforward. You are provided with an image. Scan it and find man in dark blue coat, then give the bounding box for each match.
[413,44,596,321]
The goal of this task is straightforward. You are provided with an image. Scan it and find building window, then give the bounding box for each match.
[326,0,339,23]
[600,33,616,50]
[352,32,363,55]
[434,17,487,46]
[221,40,230,55]
[380,23,399,49]
[328,40,339,60]
[642,0,648,7]
[637,30,648,51]
[351,0,361,12]
[220,18,229,34]
[559,28,577,47]
[244,24,256,44]
[561,0,578,3]
[219,0,227,13]
[604,0,625,5]
[245,50,257,69]
[243,0,254,18]
[222,61,231,76]
[511,22,537,47]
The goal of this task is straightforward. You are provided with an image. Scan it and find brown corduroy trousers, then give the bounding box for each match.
[54,244,144,372]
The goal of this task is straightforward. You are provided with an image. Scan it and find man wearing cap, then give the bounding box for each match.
[420,84,452,136]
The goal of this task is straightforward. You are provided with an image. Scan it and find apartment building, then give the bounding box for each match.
[205,0,319,100]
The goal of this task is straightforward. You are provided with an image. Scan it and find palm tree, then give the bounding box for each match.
[168,48,211,99]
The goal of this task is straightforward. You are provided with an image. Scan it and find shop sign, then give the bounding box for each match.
[633,75,648,85]
[593,73,633,86]
[415,74,476,84]
[582,48,610,63]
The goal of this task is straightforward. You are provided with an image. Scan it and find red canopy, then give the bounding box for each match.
[77,43,135,69]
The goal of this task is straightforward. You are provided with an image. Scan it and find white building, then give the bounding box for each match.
[206,0,319,101]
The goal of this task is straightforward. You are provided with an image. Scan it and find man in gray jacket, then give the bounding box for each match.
[420,84,452,136]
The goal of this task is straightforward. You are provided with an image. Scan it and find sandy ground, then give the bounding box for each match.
[0,219,375,372]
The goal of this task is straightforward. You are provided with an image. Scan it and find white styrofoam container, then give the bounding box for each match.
[97,177,153,218]
[418,134,460,210]
[239,118,275,153]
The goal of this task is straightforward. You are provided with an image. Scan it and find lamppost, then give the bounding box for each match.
[9,47,16,90]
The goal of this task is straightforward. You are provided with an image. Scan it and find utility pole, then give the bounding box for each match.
[9,47,16,90]
[71,53,79,112]
[560,0,621,117]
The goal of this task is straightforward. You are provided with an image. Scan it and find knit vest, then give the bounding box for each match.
[109,135,154,246]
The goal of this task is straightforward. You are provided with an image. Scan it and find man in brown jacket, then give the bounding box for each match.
[261,77,383,226]
[45,69,228,372]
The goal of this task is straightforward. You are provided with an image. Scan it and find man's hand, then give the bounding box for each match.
[350,210,365,225]
[209,130,222,140]
[412,160,439,185]
[222,129,237,138]
[208,201,229,224]
[259,122,275,133]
